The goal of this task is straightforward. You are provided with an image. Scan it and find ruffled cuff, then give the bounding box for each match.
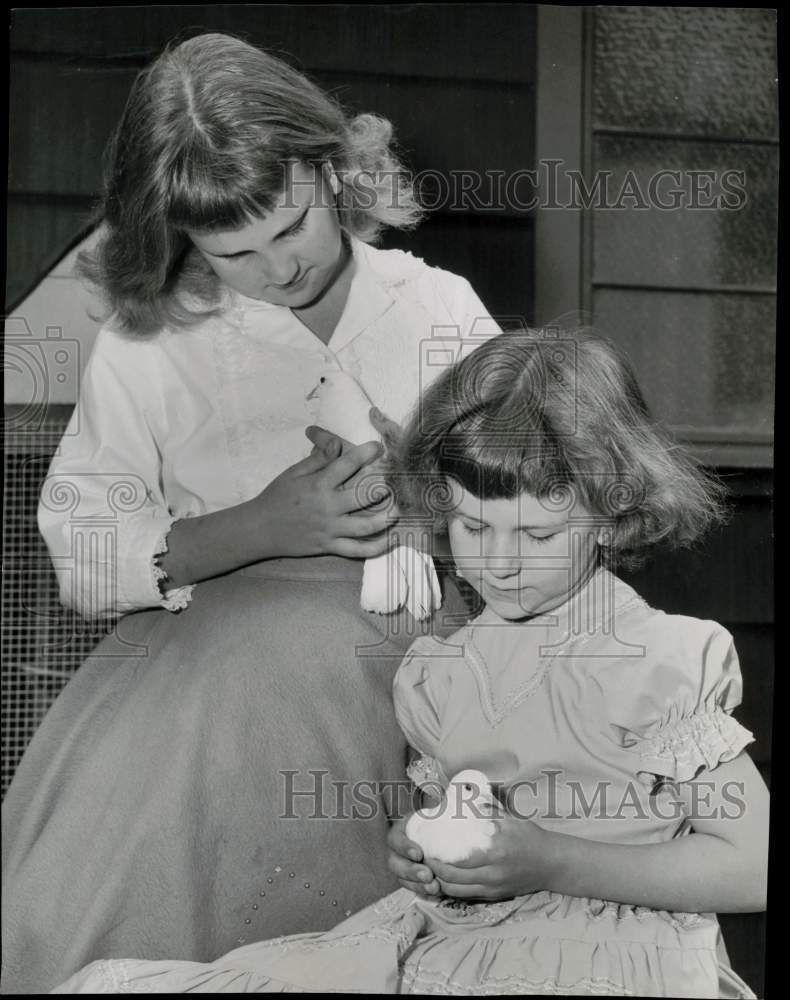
[636,709,754,784]
[116,512,195,613]
[152,523,195,613]
[406,752,447,792]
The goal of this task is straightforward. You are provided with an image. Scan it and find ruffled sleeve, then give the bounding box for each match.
[604,618,755,785]
[392,635,453,788]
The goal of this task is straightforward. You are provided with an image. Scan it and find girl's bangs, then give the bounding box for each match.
[166,151,281,232]
[437,427,569,502]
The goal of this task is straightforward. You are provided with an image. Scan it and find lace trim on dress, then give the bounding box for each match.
[635,708,754,784]
[399,966,635,996]
[152,522,195,612]
[103,959,156,993]
[406,753,445,792]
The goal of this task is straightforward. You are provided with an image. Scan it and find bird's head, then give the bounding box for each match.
[306,370,363,402]
[446,769,496,805]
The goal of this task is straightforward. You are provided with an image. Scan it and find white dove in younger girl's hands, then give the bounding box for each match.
[306,371,442,620]
[406,770,499,864]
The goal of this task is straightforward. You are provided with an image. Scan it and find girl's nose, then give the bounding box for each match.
[263,253,299,287]
[485,536,522,577]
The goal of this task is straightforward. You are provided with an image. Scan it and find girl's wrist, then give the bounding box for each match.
[531,823,562,893]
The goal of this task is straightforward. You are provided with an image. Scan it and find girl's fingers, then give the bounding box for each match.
[330,535,399,560]
[369,407,402,451]
[426,856,493,882]
[304,425,349,457]
[322,440,384,489]
[388,857,435,884]
[399,878,441,896]
[437,880,492,900]
[336,510,393,539]
[387,824,423,862]
[335,485,396,517]
[341,466,395,512]
[289,444,341,477]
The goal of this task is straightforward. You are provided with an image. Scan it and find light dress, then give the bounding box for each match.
[1,239,498,994]
[52,569,757,997]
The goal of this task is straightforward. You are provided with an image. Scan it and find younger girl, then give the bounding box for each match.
[1,32,497,994]
[53,329,768,997]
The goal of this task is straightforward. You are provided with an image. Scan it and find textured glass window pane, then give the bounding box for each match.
[593,289,774,439]
[591,137,778,288]
[593,7,778,139]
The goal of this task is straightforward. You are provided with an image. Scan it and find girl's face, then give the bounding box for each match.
[446,479,600,621]
[186,162,347,306]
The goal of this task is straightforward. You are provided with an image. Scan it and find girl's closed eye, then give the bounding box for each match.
[459,521,487,536]
[284,214,308,238]
[521,530,559,545]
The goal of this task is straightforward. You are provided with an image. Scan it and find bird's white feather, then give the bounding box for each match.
[406,769,498,863]
[309,371,379,446]
[308,371,442,621]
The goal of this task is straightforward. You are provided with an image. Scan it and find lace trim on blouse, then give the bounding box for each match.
[152,522,195,612]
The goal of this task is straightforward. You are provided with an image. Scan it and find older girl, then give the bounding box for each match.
[1,33,496,993]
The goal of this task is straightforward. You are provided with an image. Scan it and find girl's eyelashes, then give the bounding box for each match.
[521,530,559,545]
[457,521,559,544]
[283,214,308,238]
[459,521,486,536]
[212,213,309,259]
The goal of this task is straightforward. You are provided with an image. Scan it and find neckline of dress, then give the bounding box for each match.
[466,566,644,642]
[469,565,605,631]
[224,238,395,354]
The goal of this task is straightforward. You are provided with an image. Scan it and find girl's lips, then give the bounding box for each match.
[485,580,523,595]
[275,268,311,292]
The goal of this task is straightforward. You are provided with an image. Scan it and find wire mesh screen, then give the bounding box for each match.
[2,406,109,797]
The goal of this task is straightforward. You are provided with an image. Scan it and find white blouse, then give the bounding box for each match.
[38,240,499,618]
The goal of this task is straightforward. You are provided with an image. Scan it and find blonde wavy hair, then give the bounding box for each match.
[78,32,423,334]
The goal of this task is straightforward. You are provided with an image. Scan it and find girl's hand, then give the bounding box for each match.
[305,406,403,458]
[369,406,403,453]
[387,817,441,897]
[425,813,552,902]
[253,436,398,559]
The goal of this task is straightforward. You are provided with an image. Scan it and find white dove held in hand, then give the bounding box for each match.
[307,370,441,620]
[406,769,499,864]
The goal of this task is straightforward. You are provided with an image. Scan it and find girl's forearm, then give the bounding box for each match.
[158,499,281,586]
[540,827,767,913]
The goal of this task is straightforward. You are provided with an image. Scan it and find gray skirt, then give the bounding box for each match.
[1,555,471,994]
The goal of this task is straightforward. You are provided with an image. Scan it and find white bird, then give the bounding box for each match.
[406,769,499,863]
[307,370,441,621]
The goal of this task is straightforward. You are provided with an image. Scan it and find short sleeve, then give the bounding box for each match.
[392,635,453,788]
[605,619,755,784]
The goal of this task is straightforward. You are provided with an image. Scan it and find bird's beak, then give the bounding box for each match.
[306,385,319,401]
